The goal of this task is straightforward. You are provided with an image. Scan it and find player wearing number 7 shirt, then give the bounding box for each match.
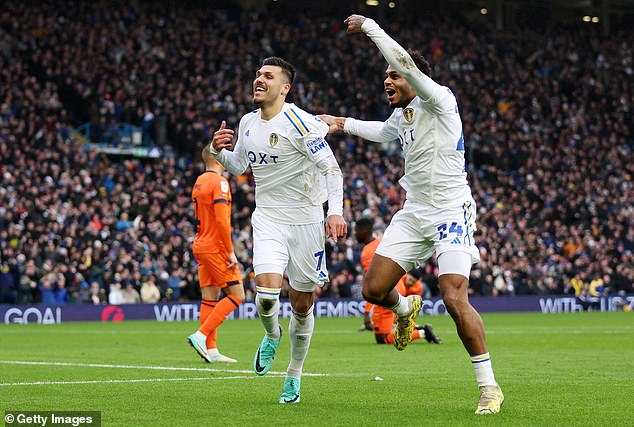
[210,56,347,404]
[319,15,503,415]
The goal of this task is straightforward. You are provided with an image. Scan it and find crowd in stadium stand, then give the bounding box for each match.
[0,1,632,305]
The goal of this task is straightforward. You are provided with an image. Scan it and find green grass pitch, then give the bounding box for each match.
[1,311,632,426]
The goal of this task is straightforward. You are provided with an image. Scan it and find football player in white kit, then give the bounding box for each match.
[210,57,347,404]
[319,15,503,414]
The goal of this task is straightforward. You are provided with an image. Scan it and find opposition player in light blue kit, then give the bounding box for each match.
[210,57,347,404]
[320,15,503,414]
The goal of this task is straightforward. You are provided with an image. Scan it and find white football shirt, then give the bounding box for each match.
[213,103,343,224]
[344,19,472,208]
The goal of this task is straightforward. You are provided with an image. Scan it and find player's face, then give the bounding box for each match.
[384,65,416,108]
[253,65,290,105]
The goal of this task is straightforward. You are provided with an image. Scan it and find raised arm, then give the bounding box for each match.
[210,120,249,175]
[345,14,446,106]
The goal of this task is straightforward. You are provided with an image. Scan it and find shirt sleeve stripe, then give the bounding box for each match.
[213,198,230,204]
[283,111,306,136]
[290,108,310,134]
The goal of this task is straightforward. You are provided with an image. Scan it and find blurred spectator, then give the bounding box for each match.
[39,275,56,305]
[121,283,141,304]
[140,277,161,303]
[78,282,106,305]
[108,283,124,305]
[0,262,16,303]
[166,268,187,301]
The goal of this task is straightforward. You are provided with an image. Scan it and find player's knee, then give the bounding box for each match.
[228,286,245,302]
[442,293,462,314]
[440,274,469,311]
[441,289,471,318]
[362,277,386,304]
[257,297,275,311]
[228,294,243,306]
[362,286,381,304]
[292,301,312,314]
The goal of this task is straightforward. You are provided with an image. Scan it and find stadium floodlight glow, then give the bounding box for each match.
[480,8,488,15]
[592,16,600,23]
[388,1,396,8]
[366,0,380,6]
[582,15,591,22]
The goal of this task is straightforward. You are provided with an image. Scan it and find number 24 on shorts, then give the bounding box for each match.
[437,222,471,245]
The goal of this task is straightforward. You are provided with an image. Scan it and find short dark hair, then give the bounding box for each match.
[408,50,432,77]
[407,268,423,280]
[262,56,295,85]
[356,217,374,231]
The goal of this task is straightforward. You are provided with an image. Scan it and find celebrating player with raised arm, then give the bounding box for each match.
[211,56,347,404]
[319,15,503,414]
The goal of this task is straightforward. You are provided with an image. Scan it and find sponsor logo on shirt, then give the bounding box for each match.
[306,137,327,155]
[248,151,279,164]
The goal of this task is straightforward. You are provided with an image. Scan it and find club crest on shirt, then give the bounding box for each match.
[403,107,414,123]
[269,133,279,147]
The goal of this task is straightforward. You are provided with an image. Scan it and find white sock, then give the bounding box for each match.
[255,286,281,340]
[195,331,206,340]
[471,353,497,387]
[388,294,410,317]
[287,306,314,378]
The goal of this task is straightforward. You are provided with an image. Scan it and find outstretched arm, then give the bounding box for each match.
[345,14,445,106]
[318,114,398,143]
[210,120,249,175]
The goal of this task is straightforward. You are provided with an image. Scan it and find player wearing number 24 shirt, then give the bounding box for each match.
[210,56,347,405]
[319,15,503,415]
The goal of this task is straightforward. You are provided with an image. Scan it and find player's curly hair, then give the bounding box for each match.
[262,56,296,85]
[408,49,432,77]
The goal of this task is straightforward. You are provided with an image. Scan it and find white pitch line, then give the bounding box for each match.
[0,376,255,387]
[0,360,328,377]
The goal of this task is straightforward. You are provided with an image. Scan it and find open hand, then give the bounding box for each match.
[317,114,346,134]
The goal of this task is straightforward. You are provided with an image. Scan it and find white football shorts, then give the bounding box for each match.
[376,198,480,276]
[251,209,328,292]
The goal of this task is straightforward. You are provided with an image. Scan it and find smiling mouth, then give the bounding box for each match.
[254,86,266,94]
